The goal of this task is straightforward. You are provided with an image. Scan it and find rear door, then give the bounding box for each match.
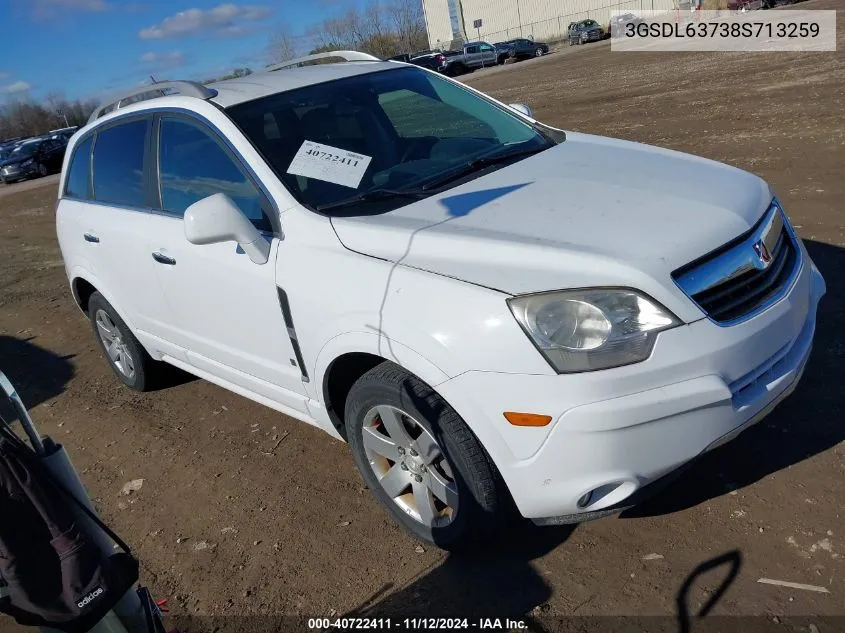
[60,115,185,358]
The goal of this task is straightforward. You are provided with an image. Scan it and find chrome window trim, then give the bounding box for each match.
[673,199,803,327]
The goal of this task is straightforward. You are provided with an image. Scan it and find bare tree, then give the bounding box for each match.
[0,96,97,140]
[388,0,428,55]
[270,25,300,63]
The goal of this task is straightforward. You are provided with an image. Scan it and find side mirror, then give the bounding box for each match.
[509,103,534,119]
[183,193,270,265]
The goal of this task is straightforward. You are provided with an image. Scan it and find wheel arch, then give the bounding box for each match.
[314,332,451,441]
[68,269,136,331]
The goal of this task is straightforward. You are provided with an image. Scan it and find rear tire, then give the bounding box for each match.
[345,361,503,549]
[88,292,159,392]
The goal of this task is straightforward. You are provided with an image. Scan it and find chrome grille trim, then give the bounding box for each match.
[673,200,802,326]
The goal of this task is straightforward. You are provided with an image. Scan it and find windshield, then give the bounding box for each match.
[226,66,553,214]
[12,142,40,157]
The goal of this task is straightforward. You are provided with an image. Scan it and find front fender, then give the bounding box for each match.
[310,330,519,468]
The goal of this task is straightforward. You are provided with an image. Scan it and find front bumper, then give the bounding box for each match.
[437,250,825,521]
[1,163,35,181]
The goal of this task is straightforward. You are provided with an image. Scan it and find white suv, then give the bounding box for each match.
[56,51,825,548]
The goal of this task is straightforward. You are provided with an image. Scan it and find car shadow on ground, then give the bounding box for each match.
[623,239,845,519]
[0,335,75,418]
[350,522,575,625]
[351,542,743,633]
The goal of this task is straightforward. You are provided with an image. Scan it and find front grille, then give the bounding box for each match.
[673,203,801,325]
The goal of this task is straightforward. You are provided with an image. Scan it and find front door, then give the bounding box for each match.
[145,114,308,410]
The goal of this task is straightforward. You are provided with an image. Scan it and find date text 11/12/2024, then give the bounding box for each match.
[308,617,529,630]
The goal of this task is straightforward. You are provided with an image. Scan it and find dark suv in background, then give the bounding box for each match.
[0,136,68,184]
[495,38,550,60]
[568,19,606,45]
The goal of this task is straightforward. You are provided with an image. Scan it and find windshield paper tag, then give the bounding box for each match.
[286,140,372,189]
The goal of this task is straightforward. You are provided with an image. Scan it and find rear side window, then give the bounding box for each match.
[93,119,148,207]
[157,117,269,231]
[64,136,93,199]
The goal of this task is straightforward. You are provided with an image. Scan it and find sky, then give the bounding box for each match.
[0,0,367,103]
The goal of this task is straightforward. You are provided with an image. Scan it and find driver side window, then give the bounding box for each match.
[157,117,271,232]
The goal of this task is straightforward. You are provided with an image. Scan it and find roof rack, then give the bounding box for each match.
[264,50,381,73]
[87,80,218,124]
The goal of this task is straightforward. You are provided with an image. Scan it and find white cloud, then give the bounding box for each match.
[139,3,271,40]
[139,51,187,70]
[0,81,33,94]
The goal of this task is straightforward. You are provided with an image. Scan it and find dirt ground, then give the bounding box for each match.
[1,1,843,630]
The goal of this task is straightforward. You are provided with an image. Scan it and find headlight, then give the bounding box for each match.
[508,288,681,373]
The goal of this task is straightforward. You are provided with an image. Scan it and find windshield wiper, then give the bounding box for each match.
[419,144,551,191]
[314,187,430,213]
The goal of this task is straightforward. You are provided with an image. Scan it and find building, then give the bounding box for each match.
[422,0,677,49]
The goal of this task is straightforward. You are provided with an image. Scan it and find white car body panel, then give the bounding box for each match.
[55,61,825,524]
[331,131,774,322]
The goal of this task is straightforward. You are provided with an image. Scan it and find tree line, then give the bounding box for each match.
[0,0,428,140]
[271,0,429,62]
[0,94,97,142]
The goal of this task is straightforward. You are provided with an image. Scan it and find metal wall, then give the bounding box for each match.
[423,0,677,48]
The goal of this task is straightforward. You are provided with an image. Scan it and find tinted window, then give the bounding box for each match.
[93,119,148,207]
[378,89,494,139]
[158,117,269,231]
[227,67,552,213]
[465,45,479,54]
[65,136,93,199]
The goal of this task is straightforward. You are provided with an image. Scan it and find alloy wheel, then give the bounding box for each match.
[95,309,136,379]
[362,404,459,527]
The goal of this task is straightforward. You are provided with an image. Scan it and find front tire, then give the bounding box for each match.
[345,362,502,549]
[37,163,48,177]
[88,292,158,391]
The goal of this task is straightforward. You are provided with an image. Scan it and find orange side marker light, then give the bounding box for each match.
[503,412,553,427]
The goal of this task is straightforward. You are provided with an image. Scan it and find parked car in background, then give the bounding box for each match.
[0,136,68,184]
[442,41,500,76]
[49,126,79,142]
[409,51,449,73]
[608,12,646,37]
[387,51,448,73]
[496,38,550,60]
[568,19,606,45]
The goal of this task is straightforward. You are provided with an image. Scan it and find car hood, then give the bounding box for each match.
[330,131,773,321]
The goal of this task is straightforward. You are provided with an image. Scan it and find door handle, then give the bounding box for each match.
[151,251,176,265]
[83,233,99,243]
